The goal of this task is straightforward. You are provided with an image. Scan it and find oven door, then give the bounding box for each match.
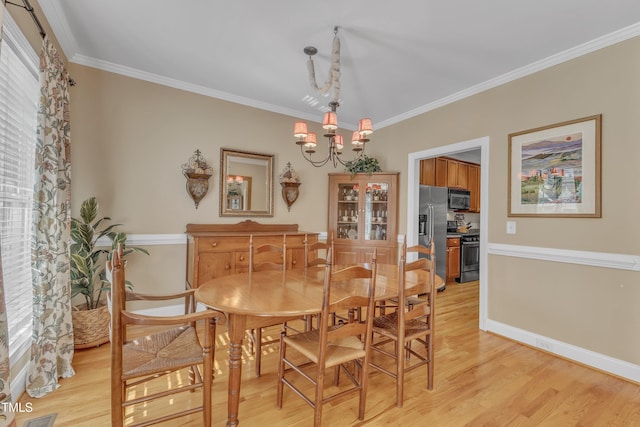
[458,241,479,282]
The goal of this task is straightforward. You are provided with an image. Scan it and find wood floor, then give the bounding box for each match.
[15,281,640,426]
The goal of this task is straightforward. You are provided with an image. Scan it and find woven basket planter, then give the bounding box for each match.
[72,305,110,349]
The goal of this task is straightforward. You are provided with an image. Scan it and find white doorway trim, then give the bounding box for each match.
[407,136,490,331]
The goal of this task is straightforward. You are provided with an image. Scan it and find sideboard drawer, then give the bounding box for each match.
[198,236,248,252]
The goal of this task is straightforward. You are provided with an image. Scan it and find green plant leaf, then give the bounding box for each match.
[344,155,382,177]
[70,197,150,310]
[80,197,99,224]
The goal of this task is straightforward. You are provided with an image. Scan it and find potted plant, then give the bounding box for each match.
[70,197,148,348]
[344,154,382,177]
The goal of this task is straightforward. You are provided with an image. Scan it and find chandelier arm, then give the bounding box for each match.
[299,144,331,168]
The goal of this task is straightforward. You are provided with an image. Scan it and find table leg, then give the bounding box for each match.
[226,314,247,427]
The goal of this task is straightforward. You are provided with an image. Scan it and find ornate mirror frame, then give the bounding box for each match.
[220,148,274,217]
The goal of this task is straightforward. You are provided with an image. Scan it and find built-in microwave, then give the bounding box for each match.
[448,188,470,211]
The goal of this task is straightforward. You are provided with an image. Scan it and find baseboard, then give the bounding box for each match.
[485,319,640,383]
[11,361,28,402]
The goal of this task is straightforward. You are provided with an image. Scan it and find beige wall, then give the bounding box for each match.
[11,1,640,373]
[374,37,640,365]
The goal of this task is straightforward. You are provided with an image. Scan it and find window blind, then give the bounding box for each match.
[0,12,39,360]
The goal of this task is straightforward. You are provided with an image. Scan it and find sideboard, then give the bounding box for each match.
[185,220,319,289]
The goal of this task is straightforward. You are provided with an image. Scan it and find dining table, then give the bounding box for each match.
[195,263,444,427]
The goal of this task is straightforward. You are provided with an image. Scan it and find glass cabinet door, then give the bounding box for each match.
[336,182,360,241]
[364,181,389,242]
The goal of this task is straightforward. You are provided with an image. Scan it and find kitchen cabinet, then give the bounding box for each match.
[435,158,448,187]
[185,221,318,289]
[419,158,435,186]
[328,172,399,265]
[446,236,460,282]
[421,157,480,212]
[421,156,480,212]
[446,159,468,189]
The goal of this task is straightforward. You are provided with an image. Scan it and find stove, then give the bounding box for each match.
[457,232,480,283]
[460,233,479,243]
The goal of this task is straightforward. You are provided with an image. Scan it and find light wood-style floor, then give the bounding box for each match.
[15,281,640,426]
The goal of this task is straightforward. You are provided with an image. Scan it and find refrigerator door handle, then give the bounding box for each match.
[427,203,434,246]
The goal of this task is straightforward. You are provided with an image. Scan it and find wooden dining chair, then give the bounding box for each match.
[250,234,287,272]
[302,234,334,330]
[304,233,334,270]
[248,234,290,377]
[369,238,436,407]
[276,248,377,427]
[108,244,224,427]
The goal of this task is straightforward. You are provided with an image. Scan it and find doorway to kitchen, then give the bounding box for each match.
[406,136,489,331]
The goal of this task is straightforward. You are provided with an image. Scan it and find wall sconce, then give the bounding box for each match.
[279,162,301,212]
[181,149,213,209]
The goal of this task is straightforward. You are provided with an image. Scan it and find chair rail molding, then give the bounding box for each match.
[488,243,640,271]
[99,235,640,272]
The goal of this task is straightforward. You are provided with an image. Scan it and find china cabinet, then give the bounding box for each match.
[328,172,399,265]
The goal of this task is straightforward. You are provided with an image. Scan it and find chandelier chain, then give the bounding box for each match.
[306,27,341,103]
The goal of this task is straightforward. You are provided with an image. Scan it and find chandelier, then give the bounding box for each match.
[293,26,373,168]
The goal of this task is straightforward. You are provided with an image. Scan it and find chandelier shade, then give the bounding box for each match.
[359,118,373,136]
[322,111,338,130]
[304,132,317,149]
[293,26,373,168]
[293,121,308,138]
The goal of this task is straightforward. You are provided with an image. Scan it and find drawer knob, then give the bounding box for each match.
[292,260,297,265]
[211,242,218,247]
[239,256,245,261]
[225,264,230,270]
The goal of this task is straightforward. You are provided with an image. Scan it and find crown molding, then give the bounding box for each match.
[376,22,640,129]
[37,0,79,59]
[70,53,324,124]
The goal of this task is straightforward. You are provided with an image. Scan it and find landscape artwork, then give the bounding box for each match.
[519,132,583,205]
[508,114,601,217]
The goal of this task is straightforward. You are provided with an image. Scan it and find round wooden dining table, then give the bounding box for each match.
[195,264,443,427]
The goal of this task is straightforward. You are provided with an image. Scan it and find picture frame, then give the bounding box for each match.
[508,114,602,218]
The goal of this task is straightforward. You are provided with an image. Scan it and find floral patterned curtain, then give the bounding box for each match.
[26,35,75,398]
[0,4,18,426]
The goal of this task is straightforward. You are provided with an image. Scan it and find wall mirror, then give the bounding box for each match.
[220,148,274,217]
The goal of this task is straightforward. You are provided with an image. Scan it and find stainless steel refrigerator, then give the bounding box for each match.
[418,185,447,290]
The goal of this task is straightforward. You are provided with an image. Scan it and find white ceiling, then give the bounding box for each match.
[38,1,640,130]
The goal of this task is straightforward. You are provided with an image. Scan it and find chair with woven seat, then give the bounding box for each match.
[369,238,436,407]
[276,248,377,427]
[248,234,292,377]
[108,244,224,427]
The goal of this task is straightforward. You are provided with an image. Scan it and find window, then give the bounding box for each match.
[0,12,39,362]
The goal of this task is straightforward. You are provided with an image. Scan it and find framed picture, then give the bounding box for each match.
[508,114,602,217]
